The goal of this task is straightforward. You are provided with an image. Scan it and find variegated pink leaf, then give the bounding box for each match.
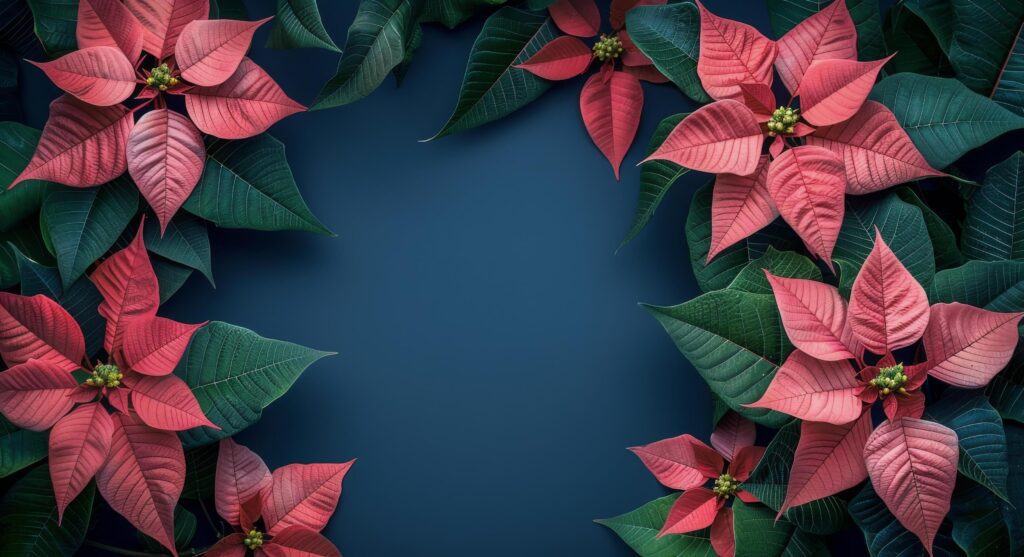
[130,374,217,431]
[659,487,722,536]
[263,461,355,535]
[516,35,593,81]
[91,222,160,355]
[710,411,755,461]
[765,273,855,361]
[77,0,145,61]
[215,438,272,526]
[922,303,1023,388]
[864,418,958,556]
[746,349,862,424]
[610,0,667,29]
[709,508,734,557]
[0,292,85,372]
[781,411,870,513]
[49,403,113,522]
[848,230,930,355]
[176,17,271,87]
[125,0,209,60]
[708,156,776,260]
[30,46,135,106]
[548,0,600,37]
[695,1,777,100]
[766,145,846,265]
[123,316,205,376]
[630,434,724,490]
[0,359,77,430]
[798,56,893,127]
[580,70,643,179]
[644,100,763,175]
[775,0,857,94]
[263,526,342,557]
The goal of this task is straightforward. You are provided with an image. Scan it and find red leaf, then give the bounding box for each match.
[30,46,135,106]
[205,535,246,557]
[123,316,204,376]
[618,31,653,67]
[91,222,160,356]
[798,56,893,127]
[737,83,776,122]
[610,0,667,30]
[0,292,85,372]
[863,418,958,555]
[708,156,776,261]
[263,461,355,535]
[710,411,755,461]
[806,102,943,194]
[108,387,130,414]
[215,439,272,526]
[746,349,863,424]
[848,230,931,355]
[580,70,643,179]
[130,374,217,431]
[695,1,777,100]
[0,360,77,430]
[644,100,763,175]
[77,0,145,62]
[922,303,1023,388]
[548,0,600,37]
[765,273,856,361]
[622,64,668,83]
[96,413,185,556]
[124,0,209,60]
[263,526,342,557]
[10,96,132,188]
[781,411,870,513]
[883,388,926,420]
[184,58,305,140]
[630,434,724,490]
[775,0,857,94]
[709,508,734,557]
[766,145,846,265]
[516,35,593,81]
[659,487,722,536]
[175,17,271,87]
[728,445,765,480]
[49,403,113,522]
[126,109,206,233]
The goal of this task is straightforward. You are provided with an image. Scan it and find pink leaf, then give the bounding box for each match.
[630,434,724,490]
[710,411,756,461]
[175,17,271,86]
[0,360,77,430]
[91,222,160,356]
[49,403,113,522]
[765,145,846,265]
[0,292,85,372]
[123,316,204,376]
[746,349,862,424]
[798,56,893,127]
[580,70,643,179]
[548,0,600,37]
[10,96,132,188]
[516,35,593,81]
[77,0,145,61]
[263,461,355,535]
[622,64,669,83]
[737,83,776,122]
[263,526,342,557]
[124,0,209,60]
[126,109,206,233]
[30,46,135,106]
[205,535,246,557]
[610,0,667,30]
[618,31,654,67]
[781,411,870,513]
[643,100,763,175]
[728,445,765,481]
[215,438,272,526]
[765,273,855,361]
[184,58,305,140]
[108,387,130,415]
[709,507,735,557]
[922,303,1023,388]
[848,230,931,355]
[130,374,218,431]
[883,388,926,421]
[775,0,857,94]
[708,156,776,260]
[96,413,185,556]
[695,1,777,100]
[659,487,722,536]
[863,418,958,555]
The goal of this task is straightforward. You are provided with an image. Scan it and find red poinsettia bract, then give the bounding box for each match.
[631,412,765,557]
[0,221,214,555]
[11,0,305,233]
[516,0,670,178]
[205,439,352,557]
[747,231,1023,554]
[645,1,942,267]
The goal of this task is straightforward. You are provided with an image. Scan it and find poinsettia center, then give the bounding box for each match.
[767,106,800,136]
[244,529,264,550]
[712,473,741,499]
[85,363,123,389]
[592,35,624,62]
[146,64,179,91]
[869,363,909,396]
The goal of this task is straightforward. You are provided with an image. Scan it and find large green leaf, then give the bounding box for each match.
[182,444,218,500]
[1004,424,1024,553]
[645,289,790,427]
[930,259,1024,325]
[24,0,75,57]
[0,416,46,478]
[926,391,1010,501]
[422,0,507,29]
[728,247,822,296]
[948,479,1012,557]
[428,7,556,140]
[883,4,953,77]
[961,152,1024,260]
[732,499,828,557]
[948,0,1023,95]
[765,0,886,59]
[896,187,964,270]
[625,3,709,102]
[184,134,332,235]
[210,0,249,19]
[993,30,1024,116]
[0,464,93,556]
[870,73,1024,169]
[267,0,341,52]
[595,494,715,557]
[0,122,55,232]
[849,482,960,557]
[0,221,54,289]
[177,321,334,448]
[144,213,213,286]
[311,0,423,109]
[621,113,688,248]
[903,0,952,53]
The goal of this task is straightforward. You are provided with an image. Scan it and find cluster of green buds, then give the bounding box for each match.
[592,35,624,62]
[244,529,264,550]
[712,473,741,499]
[146,64,179,91]
[869,363,909,397]
[767,106,800,136]
[84,363,123,389]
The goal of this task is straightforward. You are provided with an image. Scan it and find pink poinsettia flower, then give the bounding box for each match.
[748,231,1023,554]
[205,439,353,557]
[645,1,942,267]
[0,220,214,555]
[631,412,765,557]
[10,0,305,233]
[515,0,670,178]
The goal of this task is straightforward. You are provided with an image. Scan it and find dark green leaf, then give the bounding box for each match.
[138,506,196,552]
[849,482,960,557]
[902,0,952,53]
[24,0,75,57]
[896,187,964,270]
[926,391,1010,501]
[765,0,886,60]
[729,247,822,296]
[948,479,1012,557]
[625,3,709,102]
[948,0,1023,95]
[268,0,341,52]
[144,213,213,285]
[993,29,1024,116]
[931,260,1024,313]
[0,221,55,289]
[393,20,422,85]
[883,4,953,77]
[0,122,55,232]
[182,444,218,500]
[1003,423,1024,553]
[15,246,61,299]
[153,256,194,305]
[0,464,93,556]
[620,113,688,248]
[422,0,507,29]
[733,499,828,557]
[0,416,46,478]
[961,152,1024,260]
[595,494,715,557]
[209,0,249,19]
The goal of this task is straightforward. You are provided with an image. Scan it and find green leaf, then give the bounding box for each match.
[144,213,213,286]
[595,494,715,557]
[0,122,56,233]
[393,20,422,86]
[184,134,332,235]
[267,0,341,52]
[625,3,709,103]
[729,247,822,296]
[765,0,886,60]
[138,506,196,553]
[926,391,1010,501]
[948,0,1024,95]
[1003,423,1024,553]
[902,0,952,53]
[733,499,828,557]
[427,7,556,140]
[24,0,76,57]
[0,221,55,289]
[15,246,61,299]
[153,256,194,305]
[948,479,1012,557]
[210,0,249,19]
[869,73,1024,169]
[883,4,953,77]
[895,187,964,270]
[177,321,334,448]
[0,416,46,478]
[993,29,1024,116]
[620,113,689,248]
[422,0,507,29]
[961,152,1024,260]
[182,444,218,500]
[0,464,93,556]
[644,289,791,427]
[849,482,960,557]
[0,50,22,122]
